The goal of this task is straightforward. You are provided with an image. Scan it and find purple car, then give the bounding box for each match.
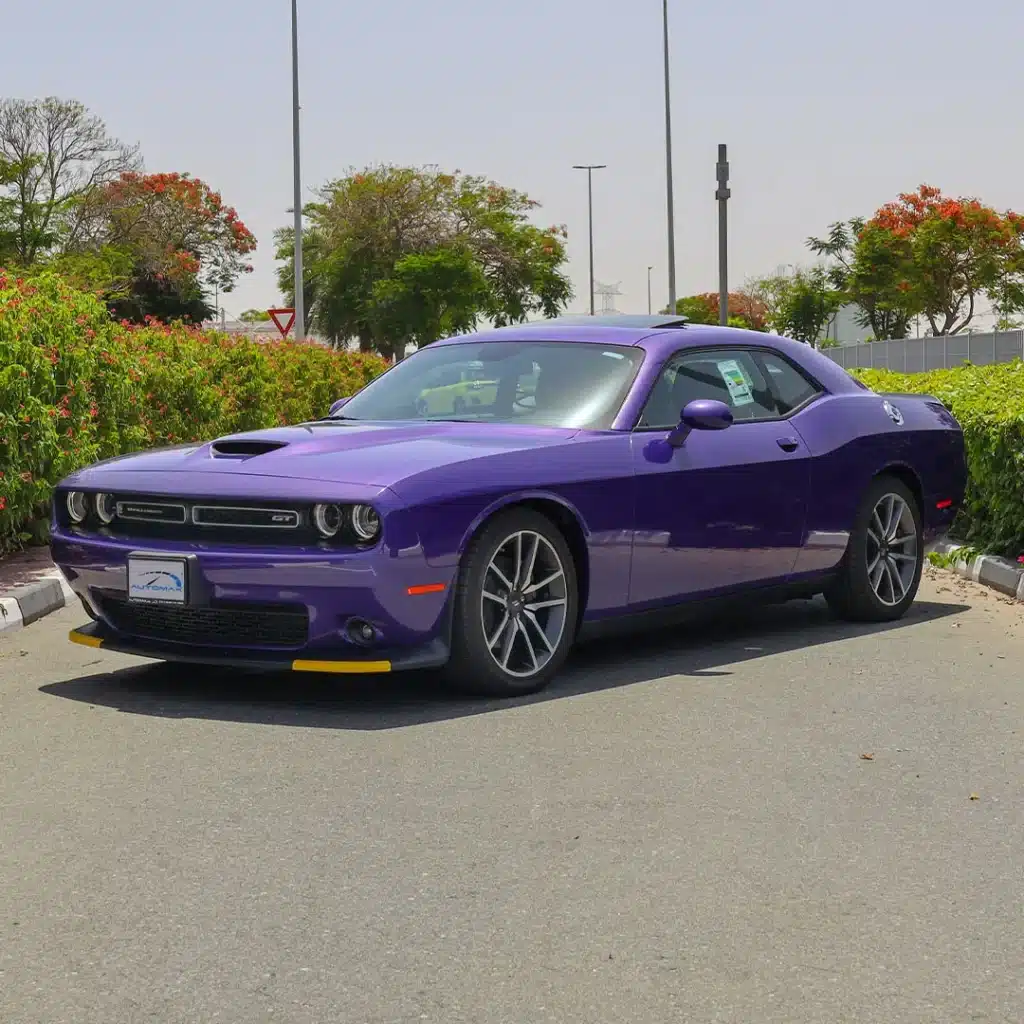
[52,316,966,697]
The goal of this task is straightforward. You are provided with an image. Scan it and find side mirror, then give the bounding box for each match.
[667,399,733,448]
[328,396,350,416]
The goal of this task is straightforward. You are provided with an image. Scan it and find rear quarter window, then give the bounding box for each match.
[759,352,822,413]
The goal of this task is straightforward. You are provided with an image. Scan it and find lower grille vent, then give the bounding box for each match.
[101,598,309,649]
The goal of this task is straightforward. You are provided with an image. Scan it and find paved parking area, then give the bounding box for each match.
[1,566,1021,1023]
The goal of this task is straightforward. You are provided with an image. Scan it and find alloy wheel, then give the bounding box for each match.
[866,493,919,607]
[480,530,569,679]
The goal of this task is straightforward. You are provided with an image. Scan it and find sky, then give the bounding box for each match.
[4,0,1023,325]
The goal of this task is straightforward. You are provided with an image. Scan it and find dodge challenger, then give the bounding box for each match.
[52,315,967,696]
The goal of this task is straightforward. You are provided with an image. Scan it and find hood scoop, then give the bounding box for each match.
[210,439,289,458]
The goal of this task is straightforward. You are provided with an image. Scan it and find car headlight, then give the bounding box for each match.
[350,504,381,542]
[95,493,116,525]
[312,503,344,539]
[66,491,88,524]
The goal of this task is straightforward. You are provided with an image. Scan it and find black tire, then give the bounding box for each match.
[825,474,923,622]
[444,508,579,697]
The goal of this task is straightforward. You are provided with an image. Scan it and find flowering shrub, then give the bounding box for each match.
[854,362,1024,557]
[0,271,386,553]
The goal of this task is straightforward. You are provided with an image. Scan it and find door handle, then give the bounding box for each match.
[776,437,800,452]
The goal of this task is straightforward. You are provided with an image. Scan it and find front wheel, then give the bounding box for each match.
[445,509,578,697]
[825,475,923,622]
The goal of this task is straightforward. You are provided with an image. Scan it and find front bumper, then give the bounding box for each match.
[68,621,448,674]
[52,527,455,669]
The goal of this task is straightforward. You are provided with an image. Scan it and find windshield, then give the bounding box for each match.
[335,341,645,429]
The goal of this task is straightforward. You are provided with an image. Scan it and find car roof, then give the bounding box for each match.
[439,316,688,348]
[434,319,862,394]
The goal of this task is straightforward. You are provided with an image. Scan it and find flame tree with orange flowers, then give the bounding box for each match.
[810,185,1024,339]
[0,98,256,324]
[69,171,257,324]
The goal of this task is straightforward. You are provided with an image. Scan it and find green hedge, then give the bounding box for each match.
[0,271,388,554]
[854,363,1024,557]
[4,271,1021,561]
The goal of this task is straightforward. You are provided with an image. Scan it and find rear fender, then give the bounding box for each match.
[792,392,966,539]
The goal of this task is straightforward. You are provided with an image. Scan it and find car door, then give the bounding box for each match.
[628,346,812,608]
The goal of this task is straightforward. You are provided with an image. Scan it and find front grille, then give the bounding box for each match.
[191,505,300,529]
[101,597,309,649]
[117,501,187,524]
[98,494,315,545]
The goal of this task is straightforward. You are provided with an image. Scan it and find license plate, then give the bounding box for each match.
[127,556,188,605]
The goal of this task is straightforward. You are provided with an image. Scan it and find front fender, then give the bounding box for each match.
[455,489,591,560]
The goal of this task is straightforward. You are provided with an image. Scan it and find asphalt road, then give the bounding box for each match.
[1,566,1021,1024]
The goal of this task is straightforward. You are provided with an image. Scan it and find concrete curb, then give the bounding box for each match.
[0,571,76,635]
[931,541,1024,602]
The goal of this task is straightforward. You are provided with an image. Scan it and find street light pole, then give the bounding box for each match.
[716,144,730,326]
[647,266,654,314]
[573,164,606,315]
[662,0,677,313]
[291,0,305,341]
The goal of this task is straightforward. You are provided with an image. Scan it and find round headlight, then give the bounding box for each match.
[312,503,343,539]
[66,491,88,524]
[95,493,116,525]
[350,504,381,542]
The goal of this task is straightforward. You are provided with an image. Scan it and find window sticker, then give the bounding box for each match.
[716,359,755,406]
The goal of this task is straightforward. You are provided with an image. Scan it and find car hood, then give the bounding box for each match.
[65,420,581,489]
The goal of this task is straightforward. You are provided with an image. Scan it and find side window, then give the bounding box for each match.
[758,352,822,414]
[638,349,777,427]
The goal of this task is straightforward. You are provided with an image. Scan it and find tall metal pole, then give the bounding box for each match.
[587,171,595,316]
[573,164,606,316]
[716,144,730,326]
[291,0,305,341]
[647,265,653,314]
[662,0,677,313]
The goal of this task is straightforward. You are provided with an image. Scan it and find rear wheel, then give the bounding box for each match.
[825,475,922,622]
[445,508,578,697]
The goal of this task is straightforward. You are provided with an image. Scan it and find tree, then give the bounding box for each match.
[779,267,842,345]
[863,185,1024,336]
[743,273,793,336]
[274,165,572,355]
[808,218,916,341]
[668,291,768,331]
[239,309,271,323]
[70,171,256,323]
[0,97,140,265]
[750,267,841,346]
[368,247,489,348]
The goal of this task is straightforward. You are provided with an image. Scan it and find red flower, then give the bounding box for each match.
[0,497,6,512]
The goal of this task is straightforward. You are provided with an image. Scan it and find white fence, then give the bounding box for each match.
[823,330,1024,373]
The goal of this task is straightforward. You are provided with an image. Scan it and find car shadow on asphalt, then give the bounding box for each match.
[39,596,969,731]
